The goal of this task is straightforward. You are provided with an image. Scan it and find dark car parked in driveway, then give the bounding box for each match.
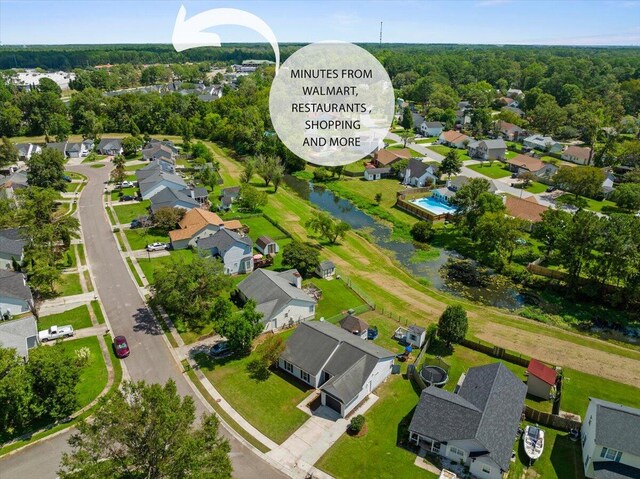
[114,335,130,358]
[119,195,135,202]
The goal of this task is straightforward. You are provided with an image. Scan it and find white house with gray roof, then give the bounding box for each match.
[237,268,316,331]
[0,316,38,359]
[403,158,440,187]
[420,121,445,138]
[196,228,253,275]
[96,138,123,156]
[279,320,395,416]
[408,363,526,479]
[467,139,507,161]
[581,398,640,479]
[149,188,199,214]
[138,170,187,200]
[15,143,41,161]
[0,270,33,317]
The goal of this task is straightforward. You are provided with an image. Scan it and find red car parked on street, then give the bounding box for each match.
[114,335,130,358]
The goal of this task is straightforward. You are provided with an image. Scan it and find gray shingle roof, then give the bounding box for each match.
[591,398,640,457]
[339,315,369,334]
[135,159,175,181]
[322,355,374,403]
[256,235,275,250]
[424,121,444,128]
[142,144,175,161]
[408,325,425,335]
[238,269,315,323]
[0,270,33,303]
[365,167,391,175]
[0,228,26,257]
[409,363,526,471]
[318,260,335,271]
[191,187,208,199]
[149,188,198,213]
[196,228,252,253]
[221,186,240,198]
[0,316,38,358]
[97,138,123,152]
[407,158,437,179]
[45,142,67,154]
[138,171,187,198]
[482,139,507,149]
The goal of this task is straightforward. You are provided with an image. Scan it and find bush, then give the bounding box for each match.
[349,415,365,434]
[410,220,434,243]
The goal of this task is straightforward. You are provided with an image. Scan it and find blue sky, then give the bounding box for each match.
[1,0,639,46]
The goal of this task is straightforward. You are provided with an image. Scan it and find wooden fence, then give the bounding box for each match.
[527,263,619,294]
[461,338,533,368]
[396,197,449,222]
[524,406,581,431]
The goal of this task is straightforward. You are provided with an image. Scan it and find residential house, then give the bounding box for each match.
[135,159,175,182]
[66,140,93,158]
[502,106,525,118]
[196,228,253,275]
[142,143,176,164]
[45,142,68,156]
[495,121,524,141]
[498,96,518,108]
[237,268,316,331]
[96,138,124,156]
[467,139,507,161]
[189,186,209,206]
[523,135,563,154]
[279,320,395,416]
[405,325,427,348]
[0,228,26,270]
[408,363,527,479]
[602,172,616,196]
[316,260,336,279]
[168,208,241,250]
[15,143,41,161]
[0,270,33,317]
[339,314,369,340]
[0,316,38,359]
[506,155,561,183]
[431,176,472,204]
[581,398,640,479]
[504,196,549,226]
[526,358,557,400]
[411,112,425,132]
[403,158,439,187]
[219,186,240,211]
[255,236,279,255]
[149,188,199,214]
[373,148,411,168]
[420,121,445,138]
[455,109,472,125]
[438,130,471,149]
[507,88,523,98]
[145,139,179,154]
[0,170,28,200]
[562,145,593,165]
[363,166,391,181]
[138,170,187,200]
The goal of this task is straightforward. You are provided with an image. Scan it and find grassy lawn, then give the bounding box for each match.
[416,137,437,144]
[137,249,195,284]
[504,151,519,159]
[58,337,108,407]
[56,273,83,296]
[525,181,548,194]
[112,201,150,224]
[345,161,366,173]
[195,332,311,444]
[126,257,144,287]
[90,163,106,168]
[427,145,451,156]
[124,227,169,251]
[317,375,435,479]
[556,194,618,213]
[38,305,93,331]
[110,187,138,201]
[77,244,86,266]
[310,277,367,319]
[388,145,423,157]
[125,163,148,171]
[65,182,78,193]
[466,162,512,179]
[509,422,584,479]
[242,215,289,243]
[90,300,105,324]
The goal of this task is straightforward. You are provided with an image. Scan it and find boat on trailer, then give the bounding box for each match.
[523,425,544,461]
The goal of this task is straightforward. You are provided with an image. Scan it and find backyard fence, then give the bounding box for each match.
[261,213,293,239]
[322,304,372,324]
[396,186,434,199]
[524,406,581,431]
[461,338,534,368]
[377,306,411,326]
[396,197,449,222]
[341,275,376,310]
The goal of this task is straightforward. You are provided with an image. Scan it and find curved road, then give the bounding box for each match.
[0,164,285,479]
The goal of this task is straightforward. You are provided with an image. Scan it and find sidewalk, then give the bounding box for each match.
[39,292,96,315]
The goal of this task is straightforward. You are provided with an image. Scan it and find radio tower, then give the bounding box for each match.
[379,22,383,46]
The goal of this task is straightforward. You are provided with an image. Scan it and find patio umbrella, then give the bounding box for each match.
[405,345,413,354]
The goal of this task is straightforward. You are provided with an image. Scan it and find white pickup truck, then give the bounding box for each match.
[38,325,75,342]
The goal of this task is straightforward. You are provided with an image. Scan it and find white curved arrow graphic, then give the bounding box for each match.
[172,5,280,73]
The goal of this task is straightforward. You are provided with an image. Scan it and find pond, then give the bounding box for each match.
[283,175,525,310]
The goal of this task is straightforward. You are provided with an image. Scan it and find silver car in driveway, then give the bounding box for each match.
[146,242,168,252]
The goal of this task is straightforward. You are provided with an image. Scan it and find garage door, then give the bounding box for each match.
[325,394,342,414]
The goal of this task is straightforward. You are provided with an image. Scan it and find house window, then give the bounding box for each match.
[588,415,592,426]
[582,434,587,447]
[283,361,293,373]
[584,455,590,469]
[300,371,310,383]
[449,446,464,457]
[481,465,491,474]
[600,447,622,462]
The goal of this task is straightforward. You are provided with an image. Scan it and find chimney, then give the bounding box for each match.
[293,272,302,289]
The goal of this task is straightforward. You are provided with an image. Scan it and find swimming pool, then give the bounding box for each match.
[411,196,457,216]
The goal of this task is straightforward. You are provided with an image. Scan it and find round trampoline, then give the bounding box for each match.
[420,365,449,387]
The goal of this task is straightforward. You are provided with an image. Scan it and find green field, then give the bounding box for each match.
[58,337,108,407]
[241,216,290,243]
[137,248,195,284]
[112,201,150,224]
[56,273,83,296]
[124,227,168,251]
[195,331,311,444]
[556,194,619,213]
[39,305,93,332]
[466,162,512,179]
[311,277,367,319]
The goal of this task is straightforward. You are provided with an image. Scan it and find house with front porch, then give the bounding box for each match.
[408,363,526,479]
[279,320,395,417]
[581,398,640,479]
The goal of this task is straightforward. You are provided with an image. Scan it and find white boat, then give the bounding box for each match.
[523,425,545,460]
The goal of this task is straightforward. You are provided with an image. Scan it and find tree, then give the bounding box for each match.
[0,347,33,436]
[374,192,382,205]
[152,207,185,232]
[556,210,603,289]
[111,154,127,186]
[349,415,365,434]
[528,95,566,136]
[390,158,409,177]
[282,241,320,278]
[306,211,351,244]
[59,380,232,479]
[612,183,640,211]
[38,77,62,96]
[254,155,285,188]
[240,158,255,184]
[260,335,285,368]
[518,171,537,188]
[554,166,606,200]
[450,179,504,236]
[152,256,232,331]
[237,184,267,212]
[216,300,264,353]
[440,150,462,179]
[475,212,524,267]
[313,167,332,182]
[410,220,434,243]
[0,136,19,168]
[532,209,572,257]
[121,136,143,156]
[197,164,218,192]
[398,129,415,147]
[26,147,67,191]
[27,345,82,420]
[401,106,413,130]
[470,107,492,136]
[437,305,468,348]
